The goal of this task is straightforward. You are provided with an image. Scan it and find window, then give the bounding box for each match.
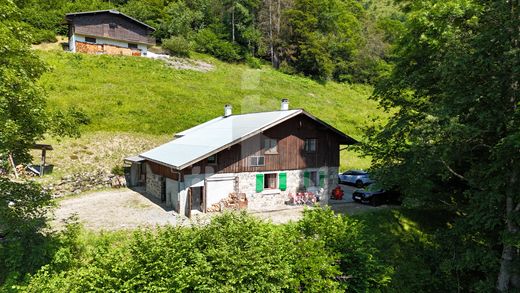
[304,170,325,188]
[128,43,138,49]
[264,138,278,154]
[207,155,217,164]
[309,171,318,187]
[109,22,117,29]
[250,156,265,166]
[304,138,317,152]
[264,173,277,189]
[85,37,96,43]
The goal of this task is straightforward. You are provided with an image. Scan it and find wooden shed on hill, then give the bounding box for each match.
[65,10,156,56]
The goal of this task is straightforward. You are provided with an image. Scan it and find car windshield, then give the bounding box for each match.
[365,184,383,192]
[343,170,367,175]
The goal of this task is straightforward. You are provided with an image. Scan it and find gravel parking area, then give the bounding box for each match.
[52,185,386,231]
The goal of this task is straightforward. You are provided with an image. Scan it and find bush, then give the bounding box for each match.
[21,210,389,292]
[245,55,262,69]
[194,29,242,62]
[0,178,56,285]
[162,36,191,58]
[111,165,124,176]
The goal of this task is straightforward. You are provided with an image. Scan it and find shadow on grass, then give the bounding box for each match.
[352,208,454,292]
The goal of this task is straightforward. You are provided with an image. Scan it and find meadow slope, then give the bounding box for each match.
[37,50,385,171]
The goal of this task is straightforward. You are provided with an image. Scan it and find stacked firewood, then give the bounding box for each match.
[206,192,248,213]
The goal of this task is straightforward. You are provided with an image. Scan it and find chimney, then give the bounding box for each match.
[224,104,232,117]
[280,99,289,111]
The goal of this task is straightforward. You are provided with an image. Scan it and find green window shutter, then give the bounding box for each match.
[256,174,264,192]
[319,171,325,188]
[279,172,287,191]
[304,171,309,188]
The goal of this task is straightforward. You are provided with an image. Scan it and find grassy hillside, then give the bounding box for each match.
[36,50,385,172]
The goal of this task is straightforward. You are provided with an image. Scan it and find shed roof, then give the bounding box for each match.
[140,109,356,170]
[66,10,156,31]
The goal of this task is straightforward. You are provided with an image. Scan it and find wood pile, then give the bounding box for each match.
[75,41,140,56]
[206,192,248,213]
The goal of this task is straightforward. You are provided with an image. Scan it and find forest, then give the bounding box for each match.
[1,0,520,292]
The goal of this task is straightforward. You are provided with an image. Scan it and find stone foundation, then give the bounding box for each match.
[235,167,338,211]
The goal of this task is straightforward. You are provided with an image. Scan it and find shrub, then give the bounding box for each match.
[21,210,390,291]
[0,178,56,285]
[194,29,242,62]
[111,165,124,176]
[245,55,262,69]
[162,36,191,58]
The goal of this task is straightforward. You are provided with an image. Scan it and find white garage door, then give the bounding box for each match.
[206,177,235,207]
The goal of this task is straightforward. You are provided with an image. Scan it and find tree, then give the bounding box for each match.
[364,0,520,291]
[284,0,364,80]
[0,0,88,172]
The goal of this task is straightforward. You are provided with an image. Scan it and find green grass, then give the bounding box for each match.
[37,50,386,171]
[353,209,450,292]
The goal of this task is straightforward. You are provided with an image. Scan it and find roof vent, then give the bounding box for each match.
[224,104,232,117]
[281,99,289,111]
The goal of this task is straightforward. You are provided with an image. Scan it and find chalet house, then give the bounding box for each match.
[125,100,356,217]
[65,10,156,56]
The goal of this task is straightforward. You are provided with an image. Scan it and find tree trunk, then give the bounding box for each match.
[8,153,18,179]
[497,169,519,291]
[268,0,274,66]
[232,3,236,43]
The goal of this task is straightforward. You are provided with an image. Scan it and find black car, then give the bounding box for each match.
[352,184,400,206]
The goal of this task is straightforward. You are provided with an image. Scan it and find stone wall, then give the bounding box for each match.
[45,170,126,198]
[235,167,339,211]
[146,165,163,199]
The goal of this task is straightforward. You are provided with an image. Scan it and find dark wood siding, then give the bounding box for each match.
[70,13,155,45]
[148,161,180,180]
[182,114,341,175]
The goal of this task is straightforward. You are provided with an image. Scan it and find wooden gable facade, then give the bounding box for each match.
[67,11,155,45]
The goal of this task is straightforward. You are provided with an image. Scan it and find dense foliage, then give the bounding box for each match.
[364,0,520,291]
[17,209,390,292]
[0,0,89,170]
[0,178,55,286]
[13,0,403,82]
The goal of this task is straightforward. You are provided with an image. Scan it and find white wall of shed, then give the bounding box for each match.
[165,178,179,210]
[205,177,235,206]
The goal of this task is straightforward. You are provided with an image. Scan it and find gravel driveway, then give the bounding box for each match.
[53,185,386,231]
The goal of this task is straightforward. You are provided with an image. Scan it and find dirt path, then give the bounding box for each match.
[52,188,386,231]
[52,188,183,231]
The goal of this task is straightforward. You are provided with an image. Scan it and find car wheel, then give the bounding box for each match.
[370,197,379,207]
[355,180,364,188]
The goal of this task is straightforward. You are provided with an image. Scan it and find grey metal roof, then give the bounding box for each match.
[65,10,156,31]
[140,109,356,170]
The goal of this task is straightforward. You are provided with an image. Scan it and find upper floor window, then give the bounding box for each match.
[304,138,317,152]
[264,138,278,154]
[207,155,217,164]
[85,37,96,43]
[128,43,138,49]
[250,156,265,166]
[109,22,117,29]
